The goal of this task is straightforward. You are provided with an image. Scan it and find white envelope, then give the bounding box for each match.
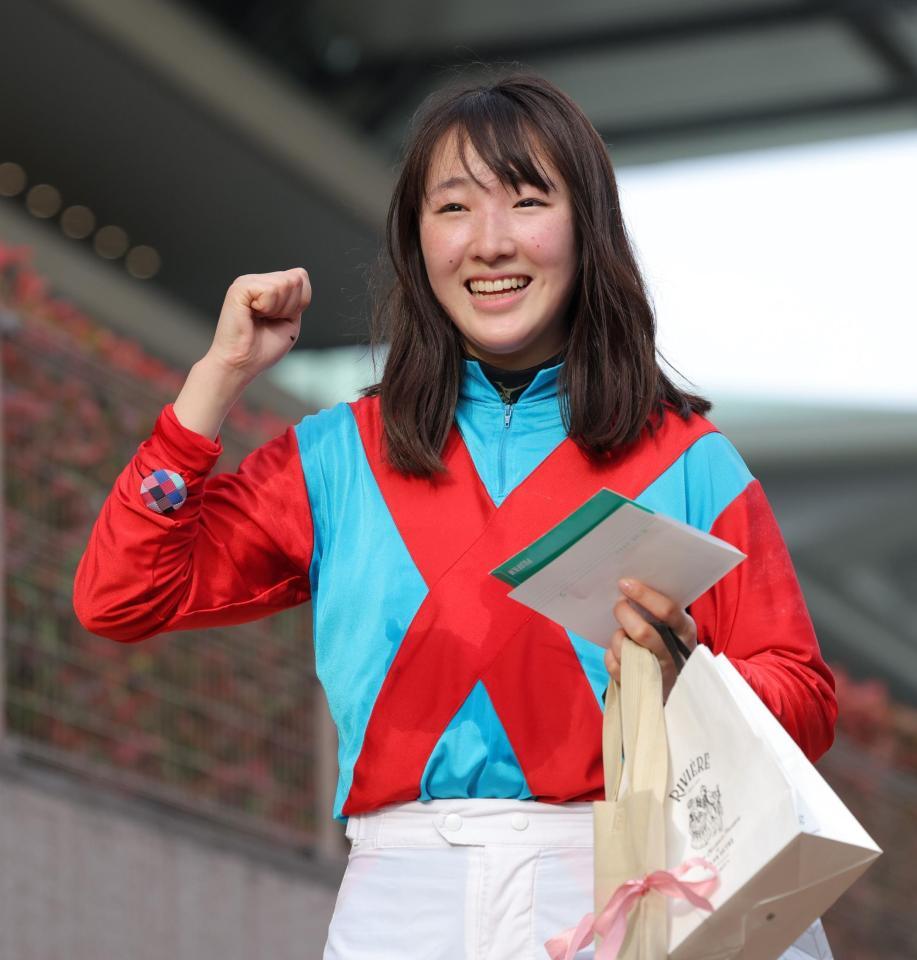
[663,647,880,960]
[506,502,744,648]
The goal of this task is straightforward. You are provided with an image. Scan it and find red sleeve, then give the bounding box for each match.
[73,404,313,642]
[689,479,837,762]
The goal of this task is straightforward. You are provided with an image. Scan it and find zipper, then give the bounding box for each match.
[497,402,514,497]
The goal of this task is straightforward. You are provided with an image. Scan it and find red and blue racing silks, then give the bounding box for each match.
[74,360,836,821]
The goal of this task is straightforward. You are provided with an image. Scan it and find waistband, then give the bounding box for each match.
[344,798,594,849]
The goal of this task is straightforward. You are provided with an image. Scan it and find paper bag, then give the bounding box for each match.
[593,640,669,959]
[664,646,881,960]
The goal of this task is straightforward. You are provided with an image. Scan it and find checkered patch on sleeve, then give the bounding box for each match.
[140,469,188,514]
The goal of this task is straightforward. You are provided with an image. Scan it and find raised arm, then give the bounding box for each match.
[73,269,315,642]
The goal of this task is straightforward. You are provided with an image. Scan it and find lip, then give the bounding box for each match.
[465,273,532,284]
[465,279,532,311]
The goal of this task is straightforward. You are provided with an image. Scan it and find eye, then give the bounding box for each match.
[436,202,466,213]
[515,197,546,208]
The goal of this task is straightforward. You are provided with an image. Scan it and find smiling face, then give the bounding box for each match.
[418,131,578,370]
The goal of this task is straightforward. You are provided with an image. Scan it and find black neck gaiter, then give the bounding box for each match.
[474,353,564,404]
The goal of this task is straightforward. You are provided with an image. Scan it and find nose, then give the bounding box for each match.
[470,208,516,263]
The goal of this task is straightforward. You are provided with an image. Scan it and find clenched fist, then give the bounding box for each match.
[207,268,311,383]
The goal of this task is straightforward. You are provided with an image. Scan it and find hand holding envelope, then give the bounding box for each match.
[606,577,699,702]
[491,488,745,651]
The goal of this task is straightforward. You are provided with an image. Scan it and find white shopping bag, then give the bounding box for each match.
[664,646,881,960]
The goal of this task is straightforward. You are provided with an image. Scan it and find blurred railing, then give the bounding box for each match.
[1,247,320,847]
[818,664,917,958]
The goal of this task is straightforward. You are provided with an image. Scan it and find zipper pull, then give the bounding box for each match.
[503,403,513,429]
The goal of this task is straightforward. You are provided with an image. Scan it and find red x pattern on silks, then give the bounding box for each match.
[343,398,716,816]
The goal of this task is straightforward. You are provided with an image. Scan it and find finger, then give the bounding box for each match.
[618,578,692,634]
[263,271,302,319]
[613,598,669,662]
[249,282,285,317]
[604,631,625,684]
[610,626,625,663]
[278,269,313,319]
[277,281,304,320]
[249,270,295,315]
[290,268,312,312]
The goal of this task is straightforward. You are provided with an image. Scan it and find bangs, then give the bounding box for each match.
[426,93,559,197]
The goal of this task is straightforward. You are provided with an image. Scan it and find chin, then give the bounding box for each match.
[469,338,529,357]
[479,341,530,358]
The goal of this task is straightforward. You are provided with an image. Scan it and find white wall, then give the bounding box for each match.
[0,756,341,960]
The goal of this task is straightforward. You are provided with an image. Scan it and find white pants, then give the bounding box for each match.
[322,798,833,960]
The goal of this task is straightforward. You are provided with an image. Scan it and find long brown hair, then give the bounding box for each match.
[368,71,710,475]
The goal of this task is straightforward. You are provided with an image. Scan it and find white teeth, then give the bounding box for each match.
[468,276,530,295]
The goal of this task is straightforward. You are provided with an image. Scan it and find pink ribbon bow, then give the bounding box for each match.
[544,858,719,960]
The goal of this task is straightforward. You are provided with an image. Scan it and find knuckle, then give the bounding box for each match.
[634,622,654,643]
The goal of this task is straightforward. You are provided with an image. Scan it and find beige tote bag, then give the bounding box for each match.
[593,638,669,959]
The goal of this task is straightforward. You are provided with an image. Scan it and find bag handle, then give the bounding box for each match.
[657,622,692,675]
[602,639,667,803]
[602,670,624,800]
[620,640,667,803]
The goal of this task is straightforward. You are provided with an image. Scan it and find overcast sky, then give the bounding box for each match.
[618,128,917,410]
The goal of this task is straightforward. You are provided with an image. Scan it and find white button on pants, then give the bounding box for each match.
[443,812,463,832]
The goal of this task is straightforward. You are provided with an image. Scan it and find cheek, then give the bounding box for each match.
[420,223,463,281]
[529,218,576,272]
[538,246,577,299]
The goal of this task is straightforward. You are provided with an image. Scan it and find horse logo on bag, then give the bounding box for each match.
[688,784,724,849]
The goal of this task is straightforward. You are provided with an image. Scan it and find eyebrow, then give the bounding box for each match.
[427,172,556,199]
[428,175,480,196]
